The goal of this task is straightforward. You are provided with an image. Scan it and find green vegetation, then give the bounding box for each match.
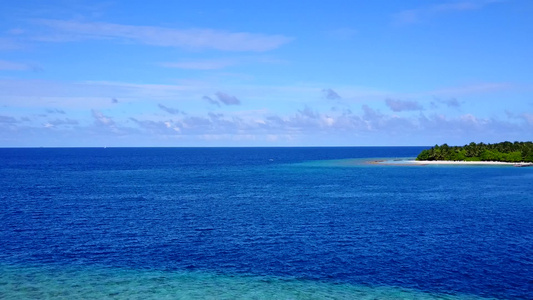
[416,141,533,163]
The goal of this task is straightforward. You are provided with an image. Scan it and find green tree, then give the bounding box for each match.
[416,141,533,162]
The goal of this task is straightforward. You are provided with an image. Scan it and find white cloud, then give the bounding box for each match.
[160,59,236,70]
[322,88,341,100]
[215,92,241,105]
[385,98,423,112]
[42,118,79,128]
[393,0,502,25]
[432,97,462,108]
[0,115,19,123]
[0,38,24,50]
[323,116,335,126]
[506,111,533,126]
[130,118,181,134]
[91,109,115,126]
[0,60,34,71]
[429,82,511,96]
[46,108,66,114]
[298,106,319,119]
[203,96,221,107]
[522,113,533,125]
[2,101,531,146]
[32,19,293,52]
[431,1,501,13]
[158,104,181,115]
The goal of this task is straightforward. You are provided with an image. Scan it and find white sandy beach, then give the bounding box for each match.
[408,160,532,166]
[370,159,533,167]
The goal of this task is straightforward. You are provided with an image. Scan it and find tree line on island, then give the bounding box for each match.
[416,141,533,162]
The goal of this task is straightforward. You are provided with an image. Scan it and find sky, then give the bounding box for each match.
[1,0,532,147]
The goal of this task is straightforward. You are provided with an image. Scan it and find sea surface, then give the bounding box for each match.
[0,147,531,299]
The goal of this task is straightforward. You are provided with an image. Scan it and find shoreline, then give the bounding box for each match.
[373,159,533,167]
[413,160,532,166]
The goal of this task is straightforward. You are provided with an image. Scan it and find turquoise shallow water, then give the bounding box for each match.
[0,265,498,300]
[0,147,531,299]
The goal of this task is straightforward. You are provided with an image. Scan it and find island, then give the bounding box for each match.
[416,141,533,163]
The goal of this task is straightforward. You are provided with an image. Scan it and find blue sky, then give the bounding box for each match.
[1,0,532,147]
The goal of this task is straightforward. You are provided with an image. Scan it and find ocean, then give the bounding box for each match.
[0,147,531,299]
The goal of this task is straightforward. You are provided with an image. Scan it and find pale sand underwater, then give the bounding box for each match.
[0,265,500,300]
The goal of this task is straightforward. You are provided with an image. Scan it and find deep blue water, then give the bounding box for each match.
[0,147,532,299]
